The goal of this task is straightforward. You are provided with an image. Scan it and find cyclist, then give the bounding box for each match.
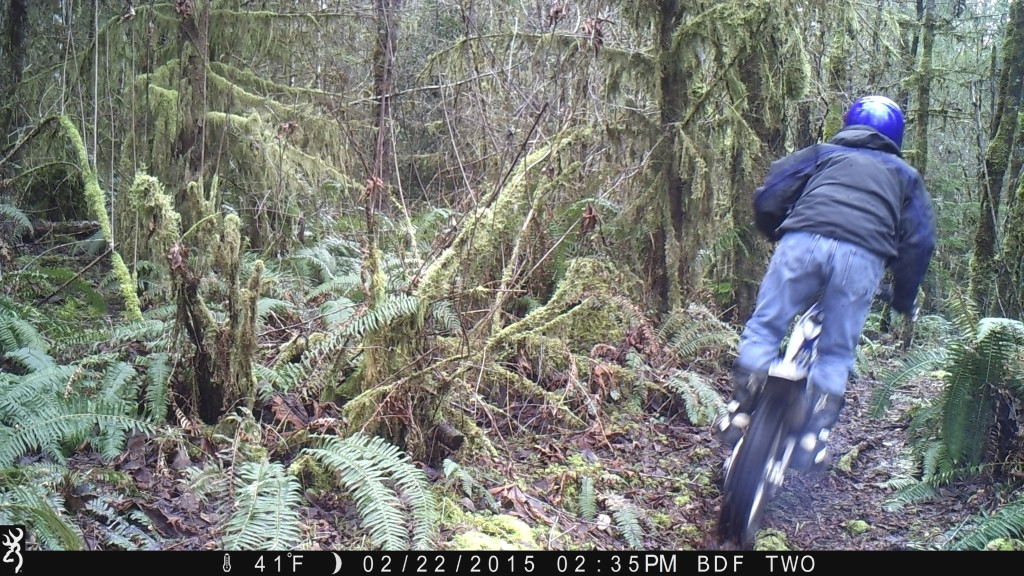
[715,95,936,469]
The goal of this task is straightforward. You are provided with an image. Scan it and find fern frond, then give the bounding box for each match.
[183,463,231,502]
[657,303,737,363]
[953,498,1024,550]
[868,348,946,418]
[257,298,296,326]
[882,479,940,511]
[664,371,723,426]
[602,493,644,549]
[579,477,596,521]
[442,459,498,512]
[942,343,996,467]
[85,497,160,550]
[304,434,439,550]
[320,296,357,330]
[4,347,57,373]
[346,294,421,339]
[0,368,157,467]
[223,460,305,550]
[0,302,48,357]
[307,273,363,300]
[0,202,33,240]
[0,481,84,550]
[144,352,173,422]
[430,300,460,334]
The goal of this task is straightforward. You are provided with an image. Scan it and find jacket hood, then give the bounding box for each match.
[830,126,902,156]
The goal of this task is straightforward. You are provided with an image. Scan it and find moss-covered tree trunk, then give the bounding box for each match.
[968,0,1024,313]
[0,0,28,154]
[729,3,805,322]
[650,0,690,314]
[170,0,211,232]
[908,0,935,174]
[999,177,1024,318]
[371,0,398,206]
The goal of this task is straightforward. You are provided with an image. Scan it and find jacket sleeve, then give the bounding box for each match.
[888,176,936,314]
[753,145,820,241]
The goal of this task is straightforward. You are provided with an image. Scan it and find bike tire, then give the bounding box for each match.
[717,383,799,548]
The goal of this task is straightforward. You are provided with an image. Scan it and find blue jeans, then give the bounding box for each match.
[738,231,886,396]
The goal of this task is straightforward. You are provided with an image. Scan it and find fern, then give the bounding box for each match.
[320,296,357,330]
[882,480,940,511]
[0,359,157,467]
[579,477,597,521]
[0,466,85,550]
[307,273,363,301]
[5,347,57,373]
[85,497,161,550]
[223,460,305,550]
[144,352,173,422]
[0,202,33,241]
[664,371,723,426]
[304,433,439,550]
[257,297,296,326]
[346,293,421,339]
[0,297,48,357]
[602,492,644,549]
[868,347,947,418]
[183,463,232,502]
[656,303,738,363]
[442,458,498,512]
[430,300,460,334]
[952,498,1024,550]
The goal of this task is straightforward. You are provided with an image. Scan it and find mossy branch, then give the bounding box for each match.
[57,116,142,321]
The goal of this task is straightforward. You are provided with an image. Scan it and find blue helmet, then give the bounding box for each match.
[843,96,905,149]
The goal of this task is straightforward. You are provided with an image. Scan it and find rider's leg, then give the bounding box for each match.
[716,231,825,445]
[800,240,885,466]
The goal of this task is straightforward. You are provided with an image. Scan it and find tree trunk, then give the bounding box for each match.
[731,37,786,322]
[908,0,935,175]
[369,0,399,227]
[654,0,689,314]
[969,0,1024,313]
[0,0,29,181]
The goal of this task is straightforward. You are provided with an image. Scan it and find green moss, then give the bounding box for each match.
[837,444,861,474]
[651,512,673,528]
[449,514,539,551]
[846,520,871,535]
[58,116,142,321]
[985,538,1024,551]
[754,528,790,551]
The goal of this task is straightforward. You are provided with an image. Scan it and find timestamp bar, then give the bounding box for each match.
[20,549,993,574]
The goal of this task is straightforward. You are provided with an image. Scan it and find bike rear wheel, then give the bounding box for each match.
[718,383,800,548]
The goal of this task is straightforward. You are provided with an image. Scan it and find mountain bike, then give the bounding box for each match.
[716,290,912,548]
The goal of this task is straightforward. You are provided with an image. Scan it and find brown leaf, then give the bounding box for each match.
[270,394,310,429]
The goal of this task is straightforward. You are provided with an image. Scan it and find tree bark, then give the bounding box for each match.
[969,0,1024,313]
[908,0,935,175]
[0,0,29,174]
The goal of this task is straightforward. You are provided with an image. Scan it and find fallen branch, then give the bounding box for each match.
[39,245,113,305]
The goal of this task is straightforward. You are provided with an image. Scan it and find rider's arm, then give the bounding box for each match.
[753,145,820,241]
[888,176,936,315]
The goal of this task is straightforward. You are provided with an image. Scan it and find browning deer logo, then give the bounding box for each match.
[1,526,23,575]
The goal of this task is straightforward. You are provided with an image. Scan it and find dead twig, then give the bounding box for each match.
[39,244,113,305]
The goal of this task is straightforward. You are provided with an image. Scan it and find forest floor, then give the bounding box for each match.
[20,235,1012,552]
[58,333,1008,552]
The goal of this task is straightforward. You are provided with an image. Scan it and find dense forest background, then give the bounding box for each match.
[2,0,1024,551]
